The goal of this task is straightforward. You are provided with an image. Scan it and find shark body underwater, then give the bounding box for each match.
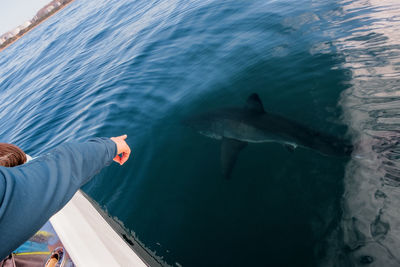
[184,93,353,179]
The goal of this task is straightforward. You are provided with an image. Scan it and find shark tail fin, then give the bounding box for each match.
[221,137,247,179]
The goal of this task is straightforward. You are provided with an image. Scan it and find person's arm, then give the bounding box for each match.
[0,136,129,259]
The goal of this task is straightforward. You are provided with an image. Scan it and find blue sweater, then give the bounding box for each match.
[0,137,117,259]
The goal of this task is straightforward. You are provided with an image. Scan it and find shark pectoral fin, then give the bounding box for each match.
[221,137,248,179]
[284,144,296,153]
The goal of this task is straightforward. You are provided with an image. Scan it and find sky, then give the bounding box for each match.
[0,0,51,35]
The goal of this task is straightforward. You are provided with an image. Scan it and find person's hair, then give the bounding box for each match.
[0,143,27,167]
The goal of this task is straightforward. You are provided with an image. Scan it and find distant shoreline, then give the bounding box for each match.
[0,0,74,53]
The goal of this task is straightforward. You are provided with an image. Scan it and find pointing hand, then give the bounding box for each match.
[110,135,131,165]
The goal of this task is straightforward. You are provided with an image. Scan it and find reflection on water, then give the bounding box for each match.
[332,0,400,266]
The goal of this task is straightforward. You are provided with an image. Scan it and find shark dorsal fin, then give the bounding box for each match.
[246,93,265,114]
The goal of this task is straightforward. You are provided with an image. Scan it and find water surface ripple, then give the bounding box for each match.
[334,0,400,266]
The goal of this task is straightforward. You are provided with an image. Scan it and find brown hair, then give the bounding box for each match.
[0,143,27,167]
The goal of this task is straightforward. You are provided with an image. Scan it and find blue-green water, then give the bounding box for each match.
[1,0,400,266]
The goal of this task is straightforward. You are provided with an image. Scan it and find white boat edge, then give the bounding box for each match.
[50,190,163,267]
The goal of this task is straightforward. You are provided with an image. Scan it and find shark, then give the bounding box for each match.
[184,93,353,179]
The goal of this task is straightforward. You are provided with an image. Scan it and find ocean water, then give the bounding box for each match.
[0,0,399,266]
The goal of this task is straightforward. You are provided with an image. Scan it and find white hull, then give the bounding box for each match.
[50,191,160,267]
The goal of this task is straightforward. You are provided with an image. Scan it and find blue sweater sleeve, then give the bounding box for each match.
[0,137,117,259]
